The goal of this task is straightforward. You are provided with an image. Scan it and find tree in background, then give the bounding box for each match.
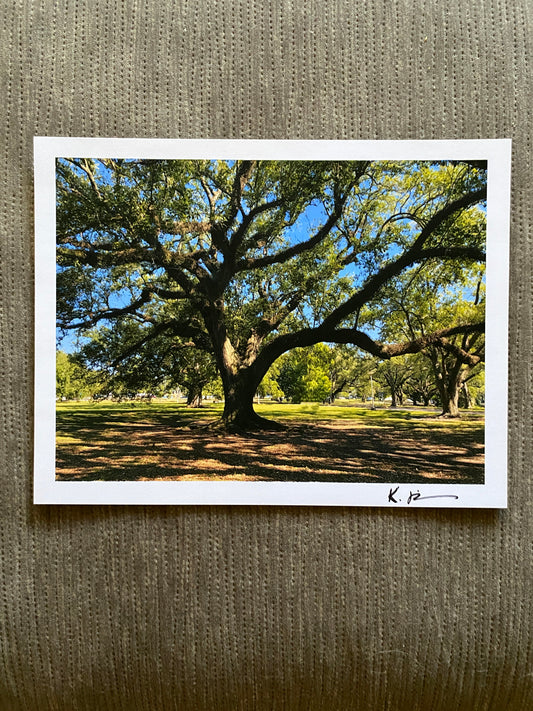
[424,323,484,416]
[277,344,332,403]
[378,277,485,416]
[326,345,377,403]
[57,158,486,429]
[56,350,99,400]
[458,368,484,409]
[403,354,437,406]
[76,319,219,406]
[255,359,284,402]
[375,356,413,408]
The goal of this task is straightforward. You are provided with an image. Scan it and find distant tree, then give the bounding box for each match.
[77,319,219,406]
[458,368,484,408]
[256,360,284,402]
[277,344,332,403]
[326,345,377,403]
[376,357,413,407]
[404,354,437,406]
[425,324,484,416]
[173,348,219,407]
[204,377,224,402]
[56,350,93,399]
[56,350,73,399]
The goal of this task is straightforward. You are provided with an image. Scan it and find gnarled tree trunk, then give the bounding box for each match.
[438,381,461,417]
[434,365,465,418]
[219,368,284,431]
[186,385,203,408]
[202,304,284,431]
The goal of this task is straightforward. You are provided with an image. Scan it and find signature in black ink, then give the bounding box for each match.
[388,486,400,503]
[388,486,459,504]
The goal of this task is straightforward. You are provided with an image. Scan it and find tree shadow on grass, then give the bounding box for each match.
[56,407,484,484]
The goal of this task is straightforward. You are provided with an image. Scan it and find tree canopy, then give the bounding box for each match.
[56,157,486,428]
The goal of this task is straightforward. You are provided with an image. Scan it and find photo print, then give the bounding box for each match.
[34,138,511,506]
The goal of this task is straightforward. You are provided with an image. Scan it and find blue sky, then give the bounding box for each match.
[57,159,485,354]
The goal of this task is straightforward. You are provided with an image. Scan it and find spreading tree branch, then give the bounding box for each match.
[320,245,485,331]
[235,162,369,272]
[255,321,485,381]
[59,288,154,330]
[410,187,486,252]
[110,320,212,367]
[236,199,347,271]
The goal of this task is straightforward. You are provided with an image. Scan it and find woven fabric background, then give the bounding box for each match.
[1,1,531,709]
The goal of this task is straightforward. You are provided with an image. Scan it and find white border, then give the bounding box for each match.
[34,138,511,507]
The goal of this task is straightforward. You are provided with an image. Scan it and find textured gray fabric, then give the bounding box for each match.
[1,1,532,709]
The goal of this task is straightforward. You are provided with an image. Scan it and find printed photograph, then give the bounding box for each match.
[54,154,489,485]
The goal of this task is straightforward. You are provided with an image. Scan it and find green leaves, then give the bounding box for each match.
[277,345,332,403]
[56,158,486,411]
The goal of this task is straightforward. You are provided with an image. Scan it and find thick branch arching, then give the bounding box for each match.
[59,288,154,330]
[255,321,485,386]
[320,244,485,332]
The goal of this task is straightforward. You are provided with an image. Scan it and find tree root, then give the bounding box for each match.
[189,413,287,434]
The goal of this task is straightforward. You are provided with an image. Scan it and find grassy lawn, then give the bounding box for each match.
[55,400,484,484]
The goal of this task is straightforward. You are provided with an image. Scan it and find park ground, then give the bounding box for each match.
[55,401,484,484]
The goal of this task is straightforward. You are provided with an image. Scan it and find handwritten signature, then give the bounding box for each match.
[388,486,459,504]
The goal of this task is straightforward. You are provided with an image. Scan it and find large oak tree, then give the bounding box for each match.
[56,158,486,429]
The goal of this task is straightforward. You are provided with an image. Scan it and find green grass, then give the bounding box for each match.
[56,399,484,448]
[55,400,484,483]
[253,401,483,427]
[56,399,482,433]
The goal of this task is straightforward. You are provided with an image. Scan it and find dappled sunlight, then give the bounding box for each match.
[56,402,484,484]
[415,470,470,481]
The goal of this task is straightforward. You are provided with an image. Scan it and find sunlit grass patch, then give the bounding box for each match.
[56,434,83,445]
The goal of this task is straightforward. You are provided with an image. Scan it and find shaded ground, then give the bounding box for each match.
[56,402,484,483]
